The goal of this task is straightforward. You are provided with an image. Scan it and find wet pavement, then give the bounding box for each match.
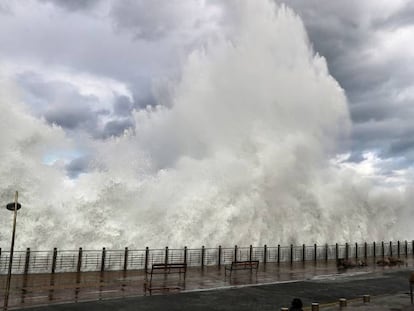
[0,257,413,310]
[320,293,414,310]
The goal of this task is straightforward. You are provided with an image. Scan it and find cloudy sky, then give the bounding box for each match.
[1,0,413,180]
[2,0,414,248]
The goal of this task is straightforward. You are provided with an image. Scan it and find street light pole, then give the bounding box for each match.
[3,191,21,311]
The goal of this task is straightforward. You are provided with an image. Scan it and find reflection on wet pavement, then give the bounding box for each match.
[0,258,412,310]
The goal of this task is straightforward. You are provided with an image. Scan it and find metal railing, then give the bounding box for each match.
[0,240,413,275]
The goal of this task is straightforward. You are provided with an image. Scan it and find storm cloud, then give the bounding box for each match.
[1,0,414,250]
[0,0,413,177]
[278,0,414,167]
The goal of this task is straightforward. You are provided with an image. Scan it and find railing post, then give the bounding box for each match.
[75,248,82,285]
[373,242,376,259]
[364,242,367,260]
[325,244,328,262]
[389,241,393,257]
[412,240,414,257]
[249,245,253,261]
[77,247,83,273]
[184,246,187,265]
[339,298,347,307]
[218,245,222,268]
[355,243,358,260]
[144,247,149,273]
[314,244,317,263]
[335,243,338,261]
[345,243,349,260]
[201,246,205,268]
[165,246,169,264]
[277,244,280,264]
[381,241,385,258]
[405,240,408,257]
[100,247,106,272]
[397,241,400,258]
[123,247,128,271]
[302,244,306,262]
[263,245,267,264]
[51,248,57,274]
[24,248,30,275]
[234,245,238,262]
[290,244,293,265]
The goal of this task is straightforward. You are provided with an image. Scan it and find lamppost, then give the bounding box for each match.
[3,191,21,311]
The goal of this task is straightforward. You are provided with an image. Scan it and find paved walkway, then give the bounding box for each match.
[22,269,414,310]
[321,293,414,310]
[0,258,413,310]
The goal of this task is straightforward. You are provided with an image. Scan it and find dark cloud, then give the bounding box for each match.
[110,0,189,40]
[349,95,398,123]
[389,136,414,155]
[113,95,133,116]
[346,152,365,163]
[0,1,180,91]
[131,91,157,110]
[102,119,134,139]
[372,2,414,30]
[351,118,414,166]
[278,0,414,163]
[114,79,158,112]
[16,72,138,140]
[45,105,96,130]
[16,72,100,131]
[65,156,91,178]
[2,0,414,172]
[39,0,101,12]
[16,72,143,141]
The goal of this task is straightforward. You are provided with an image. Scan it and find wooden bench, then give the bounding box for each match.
[336,258,367,269]
[144,285,183,295]
[147,263,187,282]
[225,260,259,276]
[145,263,187,294]
[376,256,404,266]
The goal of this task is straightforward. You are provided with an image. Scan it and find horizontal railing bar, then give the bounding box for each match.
[0,240,412,275]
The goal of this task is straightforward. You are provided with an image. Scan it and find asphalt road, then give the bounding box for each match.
[24,269,414,311]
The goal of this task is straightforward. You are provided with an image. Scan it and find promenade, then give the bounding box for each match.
[0,258,413,310]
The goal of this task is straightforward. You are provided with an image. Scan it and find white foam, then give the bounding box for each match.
[0,1,412,250]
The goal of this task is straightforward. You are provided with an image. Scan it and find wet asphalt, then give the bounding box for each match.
[23,269,414,311]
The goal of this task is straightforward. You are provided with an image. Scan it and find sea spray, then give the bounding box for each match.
[0,1,411,250]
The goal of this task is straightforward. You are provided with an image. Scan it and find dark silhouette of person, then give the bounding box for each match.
[289,298,303,311]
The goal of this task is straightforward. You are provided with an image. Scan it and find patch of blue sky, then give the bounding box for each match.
[42,149,84,165]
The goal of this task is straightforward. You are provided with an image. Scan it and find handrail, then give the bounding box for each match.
[0,240,412,275]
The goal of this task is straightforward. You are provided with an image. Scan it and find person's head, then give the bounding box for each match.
[291,298,303,308]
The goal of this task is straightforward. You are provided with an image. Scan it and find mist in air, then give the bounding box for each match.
[0,1,412,250]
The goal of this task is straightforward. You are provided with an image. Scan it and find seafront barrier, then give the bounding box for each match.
[0,241,413,275]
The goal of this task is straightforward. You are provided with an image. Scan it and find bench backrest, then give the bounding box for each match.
[232,261,259,267]
[152,263,187,270]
